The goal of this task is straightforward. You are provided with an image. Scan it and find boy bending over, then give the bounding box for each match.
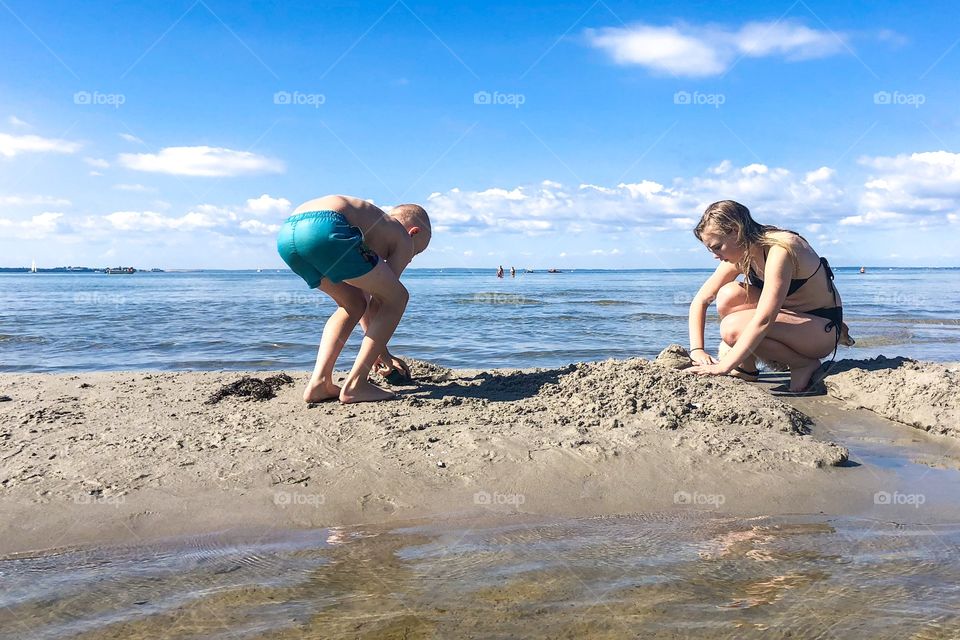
[277,195,431,403]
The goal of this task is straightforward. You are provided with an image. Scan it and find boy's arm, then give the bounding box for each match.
[383,243,414,277]
[360,247,413,377]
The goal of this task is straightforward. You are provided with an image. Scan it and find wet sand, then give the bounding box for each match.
[822,356,960,438]
[1,351,957,556]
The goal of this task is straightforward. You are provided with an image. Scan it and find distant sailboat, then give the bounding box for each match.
[30,260,37,273]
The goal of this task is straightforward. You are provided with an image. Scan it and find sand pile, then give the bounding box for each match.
[0,355,847,504]
[653,343,694,370]
[392,359,453,384]
[0,354,861,553]
[824,357,960,439]
[385,350,846,469]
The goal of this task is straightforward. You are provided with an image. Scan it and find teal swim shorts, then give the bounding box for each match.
[276,210,379,288]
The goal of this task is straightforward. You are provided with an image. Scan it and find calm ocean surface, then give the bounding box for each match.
[2,267,959,372]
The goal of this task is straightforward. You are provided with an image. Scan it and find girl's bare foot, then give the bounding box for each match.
[789,360,822,392]
[839,322,855,346]
[728,367,759,382]
[340,379,396,404]
[304,378,340,403]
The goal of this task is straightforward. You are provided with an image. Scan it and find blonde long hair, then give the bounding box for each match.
[693,200,801,280]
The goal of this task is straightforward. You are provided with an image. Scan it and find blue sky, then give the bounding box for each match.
[1,0,958,269]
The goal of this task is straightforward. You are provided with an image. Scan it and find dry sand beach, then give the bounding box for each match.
[1,348,959,556]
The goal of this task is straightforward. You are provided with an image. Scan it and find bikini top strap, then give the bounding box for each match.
[820,257,835,292]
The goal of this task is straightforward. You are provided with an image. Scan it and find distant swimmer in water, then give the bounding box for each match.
[860,266,866,274]
[497,265,504,278]
[510,266,516,278]
[687,200,853,392]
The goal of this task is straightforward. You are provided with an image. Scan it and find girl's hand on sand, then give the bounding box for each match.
[690,350,717,366]
[689,362,729,377]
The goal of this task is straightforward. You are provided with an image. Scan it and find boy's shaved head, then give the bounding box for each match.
[390,204,431,254]
[390,204,430,231]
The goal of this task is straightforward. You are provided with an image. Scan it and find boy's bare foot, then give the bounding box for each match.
[340,379,396,404]
[303,379,341,403]
[789,360,822,392]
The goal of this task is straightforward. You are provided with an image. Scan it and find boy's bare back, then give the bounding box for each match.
[293,195,413,272]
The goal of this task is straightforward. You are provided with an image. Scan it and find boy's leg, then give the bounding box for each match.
[304,279,367,403]
[339,261,409,403]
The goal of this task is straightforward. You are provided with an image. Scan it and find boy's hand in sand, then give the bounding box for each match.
[376,353,410,379]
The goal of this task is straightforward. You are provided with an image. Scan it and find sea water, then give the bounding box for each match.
[4,268,960,638]
[2,267,959,372]
[2,514,960,638]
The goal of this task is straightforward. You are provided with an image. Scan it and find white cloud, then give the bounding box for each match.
[103,208,229,232]
[244,194,291,216]
[87,197,288,236]
[587,24,726,76]
[7,116,29,128]
[839,211,907,226]
[84,157,109,168]
[0,133,81,158]
[113,183,154,192]
[427,161,846,236]
[119,146,285,177]
[734,21,844,60]
[119,133,144,144]
[856,150,960,226]
[239,219,281,235]
[586,20,846,77]
[0,194,71,207]
[0,212,66,238]
[804,166,835,183]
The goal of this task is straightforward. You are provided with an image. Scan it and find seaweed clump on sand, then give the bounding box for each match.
[205,373,294,404]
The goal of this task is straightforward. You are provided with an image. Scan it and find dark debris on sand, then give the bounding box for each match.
[205,373,294,404]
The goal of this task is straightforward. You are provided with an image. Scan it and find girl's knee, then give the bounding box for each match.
[716,281,747,317]
[719,314,743,344]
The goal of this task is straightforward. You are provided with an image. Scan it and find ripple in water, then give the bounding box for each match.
[2,514,960,639]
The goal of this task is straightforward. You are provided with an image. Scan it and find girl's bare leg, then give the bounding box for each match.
[716,281,759,375]
[721,308,836,392]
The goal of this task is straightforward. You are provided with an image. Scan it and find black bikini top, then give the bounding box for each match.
[747,247,833,297]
